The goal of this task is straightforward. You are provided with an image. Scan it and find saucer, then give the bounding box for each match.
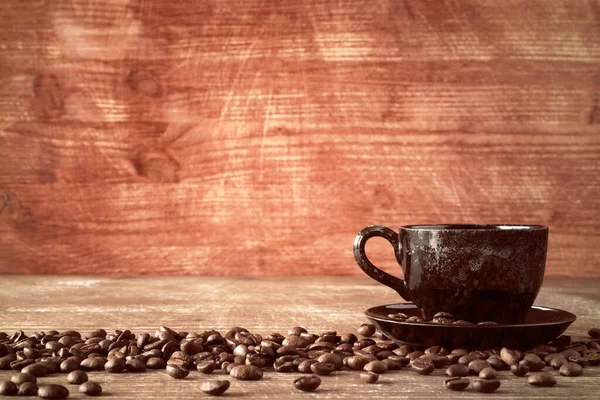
[365,303,576,349]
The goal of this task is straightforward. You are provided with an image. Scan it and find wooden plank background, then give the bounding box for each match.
[0,0,599,276]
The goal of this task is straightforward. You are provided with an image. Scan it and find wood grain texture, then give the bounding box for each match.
[0,0,599,276]
[0,276,599,399]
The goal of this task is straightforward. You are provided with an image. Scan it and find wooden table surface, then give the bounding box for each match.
[0,275,599,398]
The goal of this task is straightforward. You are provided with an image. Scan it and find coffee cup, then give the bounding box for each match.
[353,224,548,324]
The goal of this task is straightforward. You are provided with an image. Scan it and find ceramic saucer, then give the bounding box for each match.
[365,303,576,349]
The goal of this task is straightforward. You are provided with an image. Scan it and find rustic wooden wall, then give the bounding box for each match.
[0,0,598,276]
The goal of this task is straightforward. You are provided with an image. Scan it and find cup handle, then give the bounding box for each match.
[353,225,412,301]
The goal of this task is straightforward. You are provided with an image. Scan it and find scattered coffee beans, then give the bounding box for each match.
[201,380,230,396]
[411,359,435,375]
[360,371,379,383]
[79,382,103,396]
[105,358,126,373]
[166,364,189,379]
[473,378,501,393]
[357,324,375,337]
[468,359,490,375]
[363,360,387,374]
[479,366,497,380]
[528,372,557,387]
[230,364,263,380]
[67,370,89,384]
[446,364,470,377]
[310,362,335,376]
[0,380,18,396]
[294,375,322,392]
[21,362,47,377]
[444,377,470,391]
[0,323,598,398]
[510,362,529,377]
[559,362,583,377]
[38,384,70,399]
[18,381,39,396]
[10,372,36,385]
[500,347,521,366]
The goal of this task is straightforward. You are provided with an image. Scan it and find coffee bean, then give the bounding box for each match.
[10,372,36,385]
[484,356,506,371]
[0,380,18,396]
[340,333,358,344]
[469,350,488,360]
[297,359,318,373]
[37,384,70,399]
[67,370,88,384]
[357,324,375,337]
[0,355,17,369]
[294,375,322,392]
[477,321,498,326]
[567,356,589,367]
[317,353,343,370]
[419,354,447,368]
[468,360,490,375]
[453,320,473,325]
[362,360,387,374]
[287,327,307,336]
[80,357,106,371]
[510,362,529,377]
[199,380,230,396]
[18,381,38,396]
[86,329,106,340]
[39,360,60,375]
[587,328,600,339]
[444,377,470,391]
[446,364,470,377]
[500,347,521,366]
[125,358,146,372]
[104,358,126,373]
[587,341,600,351]
[382,358,404,370]
[21,362,47,377]
[559,362,583,377]
[144,357,165,369]
[588,353,600,366]
[473,378,501,393]
[310,362,335,376]
[425,346,449,356]
[479,366,497,379]
[166,364,189,379]
[458,354,478,365]
[407,351,424,360]
[79,382,102,396]
[528,371,557,387]
[274,361,294,373]
[230,364,263,380]
[432,312,454,324]
[521,353,545,372]
[360,371,379,383]
[197,360,216,374]
[345,356,369,371]
[411,359,434,375]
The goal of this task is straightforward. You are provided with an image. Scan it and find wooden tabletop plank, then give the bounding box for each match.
[0,276,599,398]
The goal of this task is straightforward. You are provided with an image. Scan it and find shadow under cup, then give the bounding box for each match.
[354,224,549,324]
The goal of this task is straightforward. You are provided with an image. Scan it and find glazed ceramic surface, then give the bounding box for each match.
[366,303,575,349]
[354,224,548,323]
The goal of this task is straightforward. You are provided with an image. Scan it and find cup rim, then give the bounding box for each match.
[401,224,548,231]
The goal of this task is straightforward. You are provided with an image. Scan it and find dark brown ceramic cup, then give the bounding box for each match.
[354,224,548,324]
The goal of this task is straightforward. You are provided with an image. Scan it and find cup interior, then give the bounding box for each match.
[401,224,547,231]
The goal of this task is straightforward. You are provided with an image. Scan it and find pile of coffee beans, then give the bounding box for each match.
[0,325,599,397]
